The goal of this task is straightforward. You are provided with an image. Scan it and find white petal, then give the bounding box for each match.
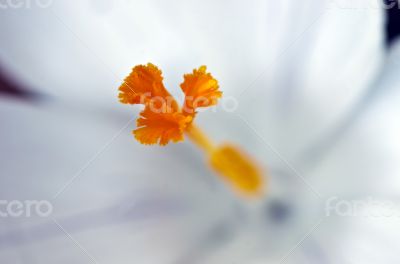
[236,1,385,161]
[0,98,237,263]
[301,38,400,263]
[310,37,400,198]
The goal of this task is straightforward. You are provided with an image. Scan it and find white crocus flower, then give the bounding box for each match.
[0,0,399,263]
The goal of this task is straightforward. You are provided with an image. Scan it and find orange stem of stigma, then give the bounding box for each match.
[186,124,215,155]
[186,123,265,197]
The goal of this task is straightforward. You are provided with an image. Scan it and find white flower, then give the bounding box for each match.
[0,0,399,263]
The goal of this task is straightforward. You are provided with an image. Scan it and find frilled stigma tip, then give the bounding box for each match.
[118,63,264,196]
[118,63,220,145]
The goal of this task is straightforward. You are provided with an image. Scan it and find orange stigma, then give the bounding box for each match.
[119,63,265,196]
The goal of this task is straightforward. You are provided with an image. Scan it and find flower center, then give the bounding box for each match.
[118,63,266,196]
